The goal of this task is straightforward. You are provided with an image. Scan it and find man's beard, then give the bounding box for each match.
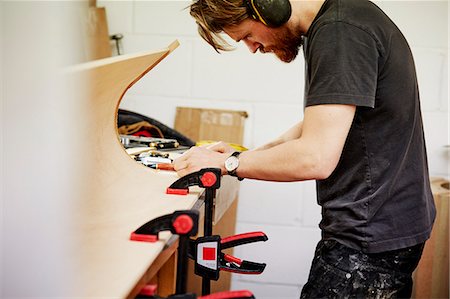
[260,27,304,63]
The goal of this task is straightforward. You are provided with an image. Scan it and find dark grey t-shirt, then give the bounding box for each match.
[303,0,436,253]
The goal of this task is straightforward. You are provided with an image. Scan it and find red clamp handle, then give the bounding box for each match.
[221,232,268,250]
[199,290,255,299]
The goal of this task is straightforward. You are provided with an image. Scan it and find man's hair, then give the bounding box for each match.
[189,0,249,52]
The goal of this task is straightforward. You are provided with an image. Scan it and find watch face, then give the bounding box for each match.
[225,156,239,172]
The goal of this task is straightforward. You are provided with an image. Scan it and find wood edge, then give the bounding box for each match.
[168,40,180,53]
[113,40,179,161]
[64,39,179,73]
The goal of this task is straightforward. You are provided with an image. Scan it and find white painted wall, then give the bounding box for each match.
[1,2,87,297]
[0,2,4,295]
[100,1,449,298]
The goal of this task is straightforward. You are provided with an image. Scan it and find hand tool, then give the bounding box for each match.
[166,168,221,295]
[120,135,179,149]
[130,210,199,294]
[148,163,175,171]
[165,168,221,258]
[130,210,256,299]
[149,140,179,150]
[132,170,263,299]
[136,151,173,165]
[139,151,171,159]
[140,156,173,165]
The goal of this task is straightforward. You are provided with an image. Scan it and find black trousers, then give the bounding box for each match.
[300,240,425,299]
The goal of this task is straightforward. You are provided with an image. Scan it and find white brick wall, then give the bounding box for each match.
[101,1,449,297]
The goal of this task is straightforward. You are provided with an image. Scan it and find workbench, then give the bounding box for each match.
[66,41,239,298]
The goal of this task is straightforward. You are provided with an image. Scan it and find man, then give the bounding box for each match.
[174,0,436,297]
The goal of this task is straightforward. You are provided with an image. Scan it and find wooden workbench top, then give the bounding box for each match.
[66,41,239,298]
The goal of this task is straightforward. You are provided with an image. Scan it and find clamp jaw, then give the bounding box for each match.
[130,210,199,295]
[166,168,221,195]
[130,210,199,242]
[221,231,268,274]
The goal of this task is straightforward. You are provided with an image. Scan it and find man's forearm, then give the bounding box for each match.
[254,121,303,151]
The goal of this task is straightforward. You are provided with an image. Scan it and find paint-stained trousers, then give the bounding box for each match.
[300,240,425,299]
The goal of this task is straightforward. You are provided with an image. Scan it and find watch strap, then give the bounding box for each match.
[228,151,244,181]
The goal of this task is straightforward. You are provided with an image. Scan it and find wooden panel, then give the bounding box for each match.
[84,7,112,60]
[413,177,449,299]
[65,41,207,298]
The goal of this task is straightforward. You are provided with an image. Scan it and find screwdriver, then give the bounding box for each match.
[148,163,175,171]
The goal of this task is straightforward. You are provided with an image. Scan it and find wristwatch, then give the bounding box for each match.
[225,151,244,181]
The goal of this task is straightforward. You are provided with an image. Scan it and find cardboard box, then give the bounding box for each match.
[174,107,248,144]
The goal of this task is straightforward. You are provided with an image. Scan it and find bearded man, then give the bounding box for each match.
[174,0,436,297]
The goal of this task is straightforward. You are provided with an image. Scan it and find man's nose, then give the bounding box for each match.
[243,39,261,53]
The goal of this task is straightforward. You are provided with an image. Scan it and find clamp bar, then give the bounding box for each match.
[166,168,222,296]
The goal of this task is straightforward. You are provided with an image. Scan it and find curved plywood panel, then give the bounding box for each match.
[67,41,202,298]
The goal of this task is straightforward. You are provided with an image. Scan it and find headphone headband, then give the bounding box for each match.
[246,0,292,27]
[248,0,268,26]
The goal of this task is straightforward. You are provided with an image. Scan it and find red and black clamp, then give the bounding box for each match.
[166,168,222,295]
[166,168,221,196]
[130,210,199,243]
[130,210,199,295]
[166,168,221,236]
[188,232,268,281]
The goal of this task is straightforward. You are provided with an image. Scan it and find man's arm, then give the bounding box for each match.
[253,121,303,151]
[174,104,356,181]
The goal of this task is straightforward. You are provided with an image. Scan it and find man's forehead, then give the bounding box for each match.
[223,20,252,41]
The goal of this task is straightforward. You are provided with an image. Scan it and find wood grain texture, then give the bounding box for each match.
[66,40,203,298]
[66,40,239,298]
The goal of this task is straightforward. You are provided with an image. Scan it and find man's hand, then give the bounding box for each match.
[203,141,235,153]
[173,141,235,177]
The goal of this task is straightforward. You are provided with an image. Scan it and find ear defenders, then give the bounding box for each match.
[246,0,292,27]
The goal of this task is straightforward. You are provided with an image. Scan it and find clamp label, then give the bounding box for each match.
[197,241,218,270]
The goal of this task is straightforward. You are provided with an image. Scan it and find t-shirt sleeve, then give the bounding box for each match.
[305,21,380,108]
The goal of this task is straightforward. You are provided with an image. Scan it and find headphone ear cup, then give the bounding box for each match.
[247,0,292,27]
